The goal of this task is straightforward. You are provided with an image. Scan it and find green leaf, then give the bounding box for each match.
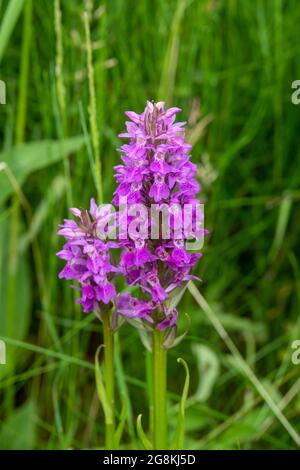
[19,174,66,252]
[171,358,190,450]
[0,213,32,379]
[268,192,292,262]
[114,397,127,448]
[158,0,188,106]
[165,282,190,314]
[163,313,191,349]
[0,0,25,64]
[203,403,281,450]
[136,414,153,450]
[126,317,152,352]
[0,400,36,449]
[191,344,220,402]
[95,345,113,425]
[114,333,135,440]
[0,136,85,205]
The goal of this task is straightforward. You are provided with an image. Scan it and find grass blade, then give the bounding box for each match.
[0,0,25,64]
[136,414,153,450]
[171,358,190,450]
[188,282,300,448]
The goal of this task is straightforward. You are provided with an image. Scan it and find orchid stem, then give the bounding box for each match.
[153,328,167,449]
[102,312,115,449]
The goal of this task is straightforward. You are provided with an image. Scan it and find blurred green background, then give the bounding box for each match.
[1,0,300,450]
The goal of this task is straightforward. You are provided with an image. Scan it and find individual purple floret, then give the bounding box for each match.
[115,293,154,323]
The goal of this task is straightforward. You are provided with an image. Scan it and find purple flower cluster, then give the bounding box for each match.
[57,199,117,313]
[114,101,203,330]
[57,101,204,332]
[114,101,199,207]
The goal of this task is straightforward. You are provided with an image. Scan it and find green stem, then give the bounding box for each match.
[16,0,32,145]
[83,11,103,204]
[5,0,32,415]
[102,312,115,449]
[54,0,73,207]
[153,328,167,449]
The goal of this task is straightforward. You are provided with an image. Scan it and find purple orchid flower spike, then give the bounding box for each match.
[56,101,206,451]
[57,101,205,341]
[113,101,205,342]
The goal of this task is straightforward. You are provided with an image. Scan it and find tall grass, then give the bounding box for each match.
[1,0,300,450]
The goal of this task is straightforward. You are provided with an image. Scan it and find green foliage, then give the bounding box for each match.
[0,218,31,379]
[95,346,113,427]
[0,400,36,449]
[0,0,25,63]
[136,414,153,450]
[0,137,85,204]
[191,344,220,403]
[171,358,190,450]
[1,0,300,450]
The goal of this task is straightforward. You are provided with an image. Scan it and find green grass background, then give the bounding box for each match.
[1,0,300,450]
